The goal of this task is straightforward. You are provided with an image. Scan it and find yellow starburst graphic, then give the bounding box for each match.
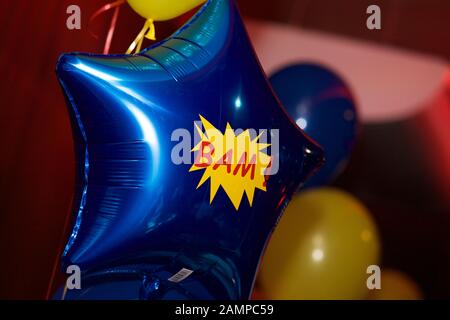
[189,115,272,210]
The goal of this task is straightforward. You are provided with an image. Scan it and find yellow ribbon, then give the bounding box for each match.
[126,18,156,54]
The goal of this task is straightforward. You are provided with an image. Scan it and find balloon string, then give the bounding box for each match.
[103,4,121,54]
[45,195,75,300]
[126,19,156,54]
[61,283,68,300]
[88,0,126,54]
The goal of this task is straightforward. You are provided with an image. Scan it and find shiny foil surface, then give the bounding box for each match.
[56,0,323,299]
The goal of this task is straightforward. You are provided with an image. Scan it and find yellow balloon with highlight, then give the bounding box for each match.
[127,0,206,21]
[258,188,380,300]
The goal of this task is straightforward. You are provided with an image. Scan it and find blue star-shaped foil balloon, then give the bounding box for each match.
[56,0,323,300]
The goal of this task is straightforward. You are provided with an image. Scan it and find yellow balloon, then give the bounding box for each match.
[258,188,380,299]
[127,0,206,21]
[367,270,423,300]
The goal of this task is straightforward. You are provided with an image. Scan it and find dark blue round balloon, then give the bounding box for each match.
[55,0,323,300]
[270,63,359,188]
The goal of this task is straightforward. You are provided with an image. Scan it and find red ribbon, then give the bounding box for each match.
[89,0,126,54]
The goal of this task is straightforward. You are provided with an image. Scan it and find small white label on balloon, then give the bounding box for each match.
[168,268,194,283]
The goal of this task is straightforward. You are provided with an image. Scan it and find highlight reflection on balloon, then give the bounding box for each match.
[56,0,323,300]
[269,63,359,188]
[258,188,380,300]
